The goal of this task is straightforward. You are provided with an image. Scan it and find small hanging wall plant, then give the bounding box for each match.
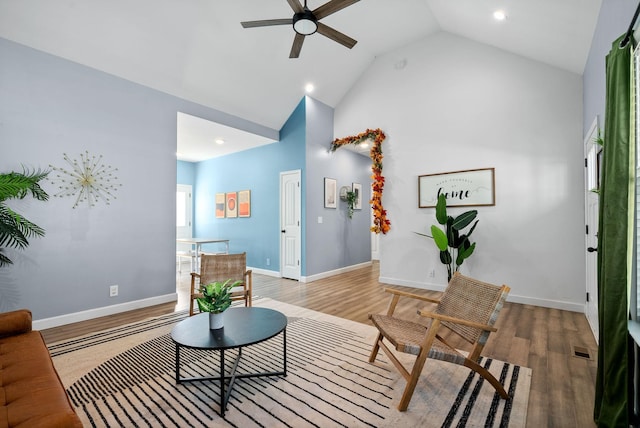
[345,190,357,219]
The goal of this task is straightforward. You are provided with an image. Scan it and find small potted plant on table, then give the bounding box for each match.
[197,279,241,329]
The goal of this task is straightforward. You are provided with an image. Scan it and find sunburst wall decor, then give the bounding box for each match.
[49,151,122,208]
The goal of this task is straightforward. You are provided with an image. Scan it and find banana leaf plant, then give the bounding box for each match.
[0,168,49,267]
[416,194,478,281]
[196,279,242,314]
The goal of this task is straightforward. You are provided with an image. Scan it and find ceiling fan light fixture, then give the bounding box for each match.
[293,9,318,35]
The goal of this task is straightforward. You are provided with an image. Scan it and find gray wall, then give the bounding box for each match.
[335,31,585,311]
[0,38,276,323]
[305,97,372,277]
[583,0,637,137]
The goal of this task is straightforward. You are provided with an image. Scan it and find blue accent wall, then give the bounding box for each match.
[187,96,372,277]
[177,160,196,186]
[193,98,306,270]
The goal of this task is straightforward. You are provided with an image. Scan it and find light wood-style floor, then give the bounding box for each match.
[41,262,597,428]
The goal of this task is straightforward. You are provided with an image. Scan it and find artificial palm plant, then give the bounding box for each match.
[0,168,49,267]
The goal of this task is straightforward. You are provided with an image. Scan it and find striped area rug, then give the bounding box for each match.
[49,298,530,427]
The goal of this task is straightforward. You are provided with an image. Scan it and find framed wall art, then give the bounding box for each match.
[352,182,362,210]
[238,190,251,217]
[418,168,495,208]
[215,193,226,218]
[324,177,337,208]
[226,191,237,218]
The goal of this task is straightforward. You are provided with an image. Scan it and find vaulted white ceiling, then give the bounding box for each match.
[0,0,602,160]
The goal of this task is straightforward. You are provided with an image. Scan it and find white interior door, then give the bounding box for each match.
[584,119,599,343]
[176,184,192,254]
[280,170,301,280]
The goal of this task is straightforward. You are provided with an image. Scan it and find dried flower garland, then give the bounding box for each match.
[330,128,391,234]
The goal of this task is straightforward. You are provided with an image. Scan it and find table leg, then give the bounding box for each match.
[283,328,287,375]
[175,344,181,383]
[220,349,226,417]
[174,330,286,417]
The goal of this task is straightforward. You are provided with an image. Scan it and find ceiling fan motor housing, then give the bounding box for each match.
[293,9,318,35]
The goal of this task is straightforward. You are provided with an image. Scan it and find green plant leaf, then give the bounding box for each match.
[431,225,448,251]
[452,210,477,230]
[466,220,479,238]
[453,234,468,249]
[456,242,476,265]
[197,279,241,313]
[0,250,11,267]
[440,250,452,265]
[446,218,456,246]
[435,194,448,224]
[0,168,49,267]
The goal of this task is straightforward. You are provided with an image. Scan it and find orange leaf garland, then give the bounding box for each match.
[330,128,391,234]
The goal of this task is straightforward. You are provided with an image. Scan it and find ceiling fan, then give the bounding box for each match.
[241,0,359,58]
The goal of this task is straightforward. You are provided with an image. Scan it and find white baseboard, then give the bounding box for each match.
[301,261,373,283]
[248,267,281,277]
[33,293,178,331]
[378,276,584,313]
[378,276,447,293]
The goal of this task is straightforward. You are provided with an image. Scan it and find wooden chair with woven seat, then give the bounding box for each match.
[368,272,511,411]
[189,252,252,316]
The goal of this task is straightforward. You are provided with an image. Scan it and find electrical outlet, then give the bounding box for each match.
[109,285,118,297]
[266,258,271,266]
[429,269,436,278]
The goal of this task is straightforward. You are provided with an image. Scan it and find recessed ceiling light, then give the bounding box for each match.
[493,10,507,21]
[215,139,225,145]
[305,83,315,93]
[360,142,369,149]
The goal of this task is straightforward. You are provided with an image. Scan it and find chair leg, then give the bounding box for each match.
[463,358,509,399]
[397,347,430,411]
[397,318,441,411]
[369,333,384,362]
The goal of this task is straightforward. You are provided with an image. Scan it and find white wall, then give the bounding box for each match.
[335,32,585,311]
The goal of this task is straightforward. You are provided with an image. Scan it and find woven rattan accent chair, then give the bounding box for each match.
[189,252,252,316]
[368,272,511,411]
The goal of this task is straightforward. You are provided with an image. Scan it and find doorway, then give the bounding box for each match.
[176,184,193,271]
[584,118,600,343]
[280,170,301,280]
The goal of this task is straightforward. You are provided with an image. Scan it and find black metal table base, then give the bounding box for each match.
[175,328,287,417]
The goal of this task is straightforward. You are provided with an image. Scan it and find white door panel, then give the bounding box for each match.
[281,170,301,280]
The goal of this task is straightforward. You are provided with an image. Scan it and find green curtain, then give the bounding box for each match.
[594,34,635,428]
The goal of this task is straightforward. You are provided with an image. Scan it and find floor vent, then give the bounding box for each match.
[573,345,592,360]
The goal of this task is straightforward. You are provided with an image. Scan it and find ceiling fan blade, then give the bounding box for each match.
[313,0,360,20]
[290,33,305,58]
[316,22,357,49]
[286,0,304,13]
[241,18,292,28]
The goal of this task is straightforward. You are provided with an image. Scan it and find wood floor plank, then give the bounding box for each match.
[40,262,598,428]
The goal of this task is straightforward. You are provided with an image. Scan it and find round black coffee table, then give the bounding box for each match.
[171,307,287,417]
